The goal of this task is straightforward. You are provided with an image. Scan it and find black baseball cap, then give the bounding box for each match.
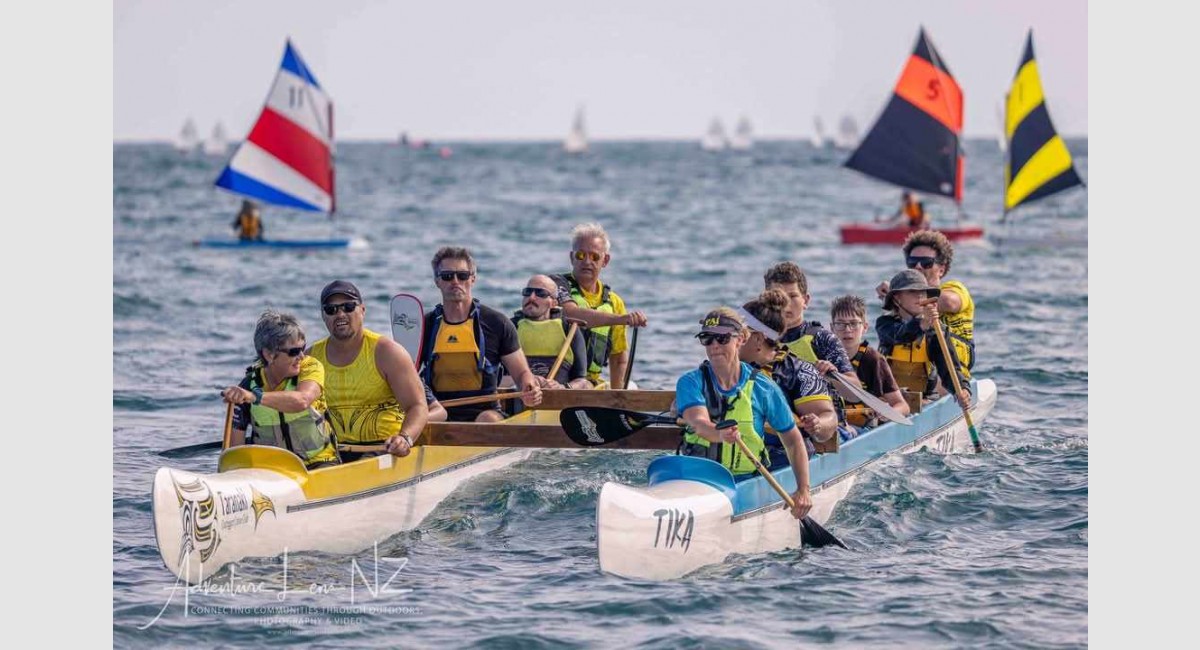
[320,280,363,305]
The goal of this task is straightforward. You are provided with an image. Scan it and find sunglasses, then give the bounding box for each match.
[277,345,306,358]
[697,333,733,346]
[522,287,552,298]
[437,270,473,282]
[322,301,359,315]
[831,320,865,330]
[906,256,938,269]
[572,250,603,262]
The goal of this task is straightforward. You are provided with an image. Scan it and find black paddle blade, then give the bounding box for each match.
[559,407,675,447]
[158,440,223,458]
[799,516,848,549]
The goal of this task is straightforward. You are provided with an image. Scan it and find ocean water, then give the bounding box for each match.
[113,139,1087,648]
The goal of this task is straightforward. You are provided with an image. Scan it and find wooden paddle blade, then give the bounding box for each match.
[799,516,848,549]
[558,407,678,447]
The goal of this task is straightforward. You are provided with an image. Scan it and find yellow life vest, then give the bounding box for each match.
[237,212,261,240]
[564,273,615,379]
[516,315,572,384]
[310,329,405,444]
[939,280,975,379]
[245,366,338,466]
[420,301,499,401]
[681,362,767,476]
[884,329,933,396]
[782,322,820,363]
[843,343,875,428]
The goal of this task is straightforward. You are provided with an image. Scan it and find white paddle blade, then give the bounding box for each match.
[389,293,425,365]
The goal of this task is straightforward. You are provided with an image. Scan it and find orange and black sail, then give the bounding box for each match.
[1004,30,1084,215]
[844,27,964,202]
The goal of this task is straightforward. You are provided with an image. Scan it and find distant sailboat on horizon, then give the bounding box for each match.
[811,116,830,148]
[834,114,860,150]
[203,122,229,156]
[176,118,200,153]
[701,117,728,151]
[564,106,588,154]
[730,116,753,150]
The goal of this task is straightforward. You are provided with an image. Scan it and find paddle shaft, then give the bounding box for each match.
[221,402,234,450]
[438,390,520,408]
[929,317,983,453]
[729,433,796,509]
[547,321,581,382]
[620,326,638,390]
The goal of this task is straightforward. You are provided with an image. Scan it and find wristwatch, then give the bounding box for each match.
[250,386,263,404]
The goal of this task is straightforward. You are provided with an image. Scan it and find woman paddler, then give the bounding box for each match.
[674,307,812,519]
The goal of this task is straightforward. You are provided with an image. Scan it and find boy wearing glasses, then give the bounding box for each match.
[829,295,910,430]
[875,231,975,377]
[549,223,647,388]
[421,247,543,421]
[510,275,591,390]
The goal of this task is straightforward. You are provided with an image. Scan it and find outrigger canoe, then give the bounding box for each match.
[153,389,674,584]
[596,378,997,580]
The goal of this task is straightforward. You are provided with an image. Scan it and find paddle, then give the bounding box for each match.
[390,293,425,366]
[823,371,913,425]
[929,316,983,453]
[159,440,223,458]
[547,319,583,383]
[558,406,680,446]
[620,325,639,390]
[723,421,847,549]
[438,389,521,408]
[221,401,234,450]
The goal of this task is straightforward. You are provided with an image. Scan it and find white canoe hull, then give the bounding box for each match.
[597,379,997,580]
[153,445,531,584]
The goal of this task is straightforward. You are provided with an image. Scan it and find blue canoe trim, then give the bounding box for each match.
[650,380,979,516]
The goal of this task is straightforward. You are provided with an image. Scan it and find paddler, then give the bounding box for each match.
[419,247,543,421]
[874,230,975,380]
[675,308,813,520]
[309,280,436,461]
[875,270,970,409]
[509,275,591,390]
[548,223,648,388]
[829,294,910,430]
[220,309,339,468]
[737,290,839,466]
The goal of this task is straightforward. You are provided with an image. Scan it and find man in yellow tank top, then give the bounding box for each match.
[309,280,431,458]
[874,230,976,381]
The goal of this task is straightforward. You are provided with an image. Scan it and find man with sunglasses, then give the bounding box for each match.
[874,230,975,378]
[509,275,591,390]
[420,247,543,421]
[309,280,432,460]
[548,223,647,388]
[221,309,340,468]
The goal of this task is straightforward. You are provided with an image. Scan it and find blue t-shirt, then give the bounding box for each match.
[675,362,797,439]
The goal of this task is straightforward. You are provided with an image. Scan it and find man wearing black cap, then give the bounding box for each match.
[309,280,430,458]
[875,269,970,409]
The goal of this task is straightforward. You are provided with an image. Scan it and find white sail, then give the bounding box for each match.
[564,106,588,153]
[812,116,829,148]
[176,118,200,152]
[701,117,728,151]
[835,114,859,150]
[203,122,229,156]
[995,103,1007,154]
[730,115,753,150]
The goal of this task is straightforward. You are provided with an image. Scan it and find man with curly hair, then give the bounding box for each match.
[875,230,975,379]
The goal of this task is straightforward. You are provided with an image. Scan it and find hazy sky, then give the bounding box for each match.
[114,0,1086,142]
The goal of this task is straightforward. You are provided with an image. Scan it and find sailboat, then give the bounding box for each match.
[564,105,588,154]
[839,27,983,245]
[203,122,229,156]
[811,116,830,148]
[1002,30,1085,220]
[730,116,753,150]
[201,39,359,249]
[834,114,860,150]
[701,117,728,151]
[175,118,200,153]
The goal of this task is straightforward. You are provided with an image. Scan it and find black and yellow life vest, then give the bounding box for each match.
[880,329,934,396]
[243,366,338,467]
[421,300,499,400]
[843,343,876,427]
[513,311,573,385]
[680,361,767,476]
[563,273,615,377]
[782,321,822,363]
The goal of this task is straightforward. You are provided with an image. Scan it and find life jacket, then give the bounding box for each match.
[880,326,934,396]
[243,365,338,467]
[904,201,925,227]
[563,273,615,378]
[513,311,573,385]
[680,361,766,476]
[421,300,499,400]
[844,343,876,428]
[782,322,851,428]
[237,212,261,240]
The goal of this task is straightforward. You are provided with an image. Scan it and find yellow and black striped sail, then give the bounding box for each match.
[1004,30,1084,213]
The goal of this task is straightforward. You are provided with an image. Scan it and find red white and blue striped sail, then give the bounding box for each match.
[215,40,335,214]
